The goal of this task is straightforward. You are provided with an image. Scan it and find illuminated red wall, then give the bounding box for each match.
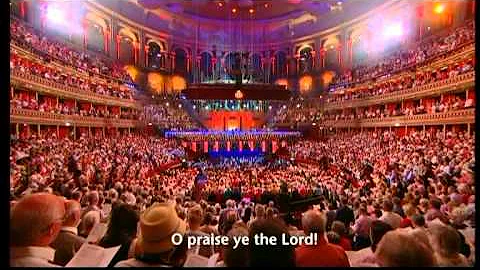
[203,110,264,130]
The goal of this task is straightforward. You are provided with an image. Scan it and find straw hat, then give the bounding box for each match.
[137,203,186,254]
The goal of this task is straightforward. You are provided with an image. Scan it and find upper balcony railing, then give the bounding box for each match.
[10,108,139,128]
[323,71,475,110]
[321,108,475,128]
[11,69,139,109]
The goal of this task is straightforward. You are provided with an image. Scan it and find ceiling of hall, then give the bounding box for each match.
[136,0,345,21]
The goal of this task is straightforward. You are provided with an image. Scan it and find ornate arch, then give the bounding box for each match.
[323,36,340,50]
[296,44,314,56]
[146,39,166,51]
[85,12,107,30]
[118,27,138,42]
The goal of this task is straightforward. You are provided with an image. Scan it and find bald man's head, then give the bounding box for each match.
[302,210,326,235]
[10,193,65,247]
[64,200,81,227]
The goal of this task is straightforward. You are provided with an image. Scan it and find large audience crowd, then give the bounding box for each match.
[329,20,475,91]
[139,101,199,130]
[272,40,474,125]
[9,6,475,269]
[11,52,134,100]
[10,129,475,267]
[10,17,132,83]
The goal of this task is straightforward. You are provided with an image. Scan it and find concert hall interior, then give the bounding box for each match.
[9,0,475,268]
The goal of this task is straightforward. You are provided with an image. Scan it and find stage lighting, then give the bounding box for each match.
[434,4,445,14]
[46,4,66,25]
[383,23,403,38]
[148,122,153,126]
[166,102,169,106]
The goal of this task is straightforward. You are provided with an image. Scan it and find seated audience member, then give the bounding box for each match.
[249,218,296,267]
[379,200,402,229]
[346,220,393,267]
[186,204,213,257]
[218,199,236,231]
[331,221,352,251]
[400,203,417,228]
[10,193,66,267]
[220,225,250,267]
[352,206,372,250]
[374,230,436,267]
[425,198,450,224]
[335,197,355,227]
[241,206,252,225]
[78,210,101,238]
[327,231,341,245]
[248,204,265,227]
[50,200,85,266]
[98,203,139,267]
[411,214,427,229]
[200,212,219,235]
[115,203,188,267]
[295,210,350,267]
[427,222,471,266]
[221,210,240,235]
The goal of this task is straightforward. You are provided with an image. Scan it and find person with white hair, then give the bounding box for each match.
[50,200,86,266]
[295,210,350,267]
[218,199,236,232]
[78,209,101,238]
[10,193,66,267]
[374,230,435,267]
[428,222,470,266]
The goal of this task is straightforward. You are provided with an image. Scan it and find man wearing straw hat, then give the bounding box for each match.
[115,203,188,267]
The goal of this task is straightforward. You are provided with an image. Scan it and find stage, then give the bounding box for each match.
[165,130,301,154]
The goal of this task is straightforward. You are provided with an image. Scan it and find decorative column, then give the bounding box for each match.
[171,52,176,73]
[103,27,110,54]
[271,56,275,76]
[211,57,217,81]
[286,56,289,76]
[195,55,201,83]
[337,44,342,68]
[311,50,316,70]
[295,54,300,75]
[116,35,121,60]
[19,0,26,19]
[144,44,149,67]
[139,31,146,67]
[132,41,139,65]
[417,4,424,40]
[39,2,46,31]
[109,19,117,59]
[347,37,353,67]
[320,48,326,68]
[82,19,88,50]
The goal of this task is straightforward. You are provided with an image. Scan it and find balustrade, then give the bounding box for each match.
[11,70,138,109]
[10,108,138,128]
[324,71,475,110]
